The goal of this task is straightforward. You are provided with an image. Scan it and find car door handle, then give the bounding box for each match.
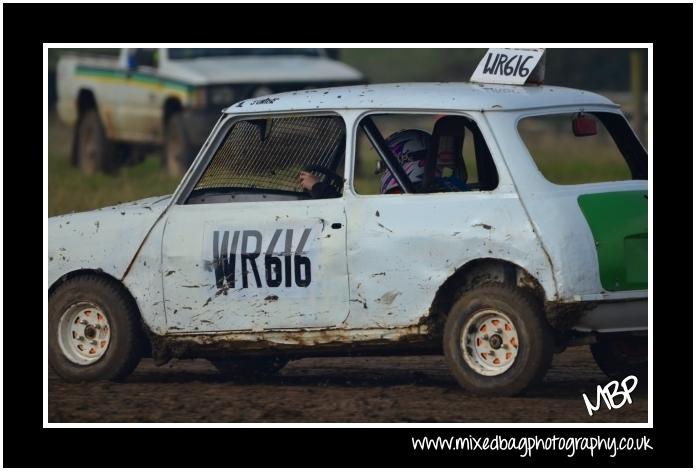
[331,223,342,229]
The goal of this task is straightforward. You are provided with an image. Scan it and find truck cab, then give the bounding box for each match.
[56,47,365,176]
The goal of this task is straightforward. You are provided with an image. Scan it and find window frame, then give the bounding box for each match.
[176,111,347,205]
[348,109,501,197]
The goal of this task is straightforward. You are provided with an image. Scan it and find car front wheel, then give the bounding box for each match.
[49,275,145,382]
[443,283,554,396]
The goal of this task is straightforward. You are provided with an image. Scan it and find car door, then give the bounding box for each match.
[161,113,350,333]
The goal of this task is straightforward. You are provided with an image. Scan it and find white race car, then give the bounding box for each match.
[48,50,648,395]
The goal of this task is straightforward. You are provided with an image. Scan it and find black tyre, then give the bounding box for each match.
[75,109,117,174]
[48,275,145,382]
[163,113,196,177]
[590,335,647,381]
[211,357,288,379]
[443,283,554,396]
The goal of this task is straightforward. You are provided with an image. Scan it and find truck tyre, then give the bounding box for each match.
[76,109,117,174]
[164,113,196,177]
[49,275,146,382]
[590,335,647,381]
[443,283,554,396]
[211,357,288,379]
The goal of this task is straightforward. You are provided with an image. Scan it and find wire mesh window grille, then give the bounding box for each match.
[194,115,346,195]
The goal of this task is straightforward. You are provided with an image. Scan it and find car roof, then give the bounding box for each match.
[224,82,617,114]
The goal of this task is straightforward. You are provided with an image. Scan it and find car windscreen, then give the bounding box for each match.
[186,115,346,204]
[168,48,323,60]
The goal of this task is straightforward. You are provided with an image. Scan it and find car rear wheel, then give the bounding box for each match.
[75,109,117,174]
[211,357,288,379]
[591,334,647,381]
[49,275,145,382]
[164,113,196,177]
[443,283,554,396]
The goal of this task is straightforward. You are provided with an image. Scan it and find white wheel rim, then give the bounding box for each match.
[461,309,519,376]
[57,302,111,365]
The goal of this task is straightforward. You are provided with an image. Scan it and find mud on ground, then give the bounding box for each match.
[48,346,647,423]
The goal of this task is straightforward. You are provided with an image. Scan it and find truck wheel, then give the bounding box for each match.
[76,109,117,174]
[211,357,288,379]
[443,283,554,396]
[164,113,196,177]
[48,275,145,382]
[591,335,647,381]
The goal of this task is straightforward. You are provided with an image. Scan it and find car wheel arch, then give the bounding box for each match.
[426,258,548,336]
[50,269,141,318]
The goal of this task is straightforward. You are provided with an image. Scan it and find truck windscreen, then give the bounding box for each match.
[168,48,322,59]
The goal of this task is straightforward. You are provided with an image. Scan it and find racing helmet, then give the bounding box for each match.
[380,129,438,193]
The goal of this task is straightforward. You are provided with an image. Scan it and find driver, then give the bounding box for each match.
[380,129,468,194]
[380,129,432,194]
[298,170,340,198]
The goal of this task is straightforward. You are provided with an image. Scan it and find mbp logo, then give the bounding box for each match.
[582,375,638,417]
[212,229,312,289]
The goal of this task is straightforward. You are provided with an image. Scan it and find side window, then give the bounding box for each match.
[354,114,498,195]
[133,48,158,68]
[517,112,647,184]
[187,115,346,204]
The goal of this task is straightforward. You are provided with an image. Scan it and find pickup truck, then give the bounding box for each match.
[56,48,365,176]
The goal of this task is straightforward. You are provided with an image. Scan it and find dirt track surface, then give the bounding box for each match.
[48,346,647,423]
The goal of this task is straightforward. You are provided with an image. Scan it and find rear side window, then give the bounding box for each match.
[517,112,647,185]
[354,113,499,195]
[188,115,345,203]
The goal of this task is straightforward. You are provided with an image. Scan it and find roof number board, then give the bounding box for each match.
[470,48,545,85]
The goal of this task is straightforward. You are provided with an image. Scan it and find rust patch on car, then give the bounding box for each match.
[544,301,596,330]
[147,324,433,364]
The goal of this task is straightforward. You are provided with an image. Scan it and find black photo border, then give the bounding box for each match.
[5,2,691,468]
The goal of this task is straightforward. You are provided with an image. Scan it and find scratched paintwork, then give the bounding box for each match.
[343,188,555,330]
[158,199,349,333]
[48,82,647,360]
[48,195,170,289]
[224,82,616,114]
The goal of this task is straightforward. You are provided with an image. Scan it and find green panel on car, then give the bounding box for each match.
[578,191,648,291]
